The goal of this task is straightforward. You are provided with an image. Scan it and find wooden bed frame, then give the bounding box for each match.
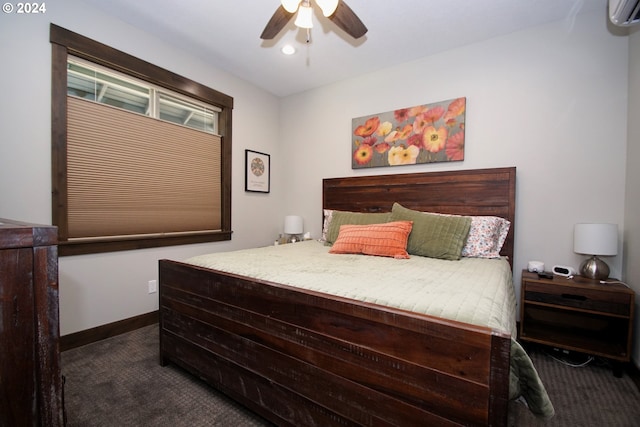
[159,167,516,426]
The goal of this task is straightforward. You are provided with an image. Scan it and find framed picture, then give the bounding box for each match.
[351,97,466,169]
[245,149,270,193]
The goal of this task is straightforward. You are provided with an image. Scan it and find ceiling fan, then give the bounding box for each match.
[260,0,368,41]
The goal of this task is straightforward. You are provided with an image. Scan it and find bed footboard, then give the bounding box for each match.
[159,259,510,426]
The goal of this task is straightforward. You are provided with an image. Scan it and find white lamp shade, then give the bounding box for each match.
[574,223,618,256]
[284,215,304,234]
[294,4,314,28]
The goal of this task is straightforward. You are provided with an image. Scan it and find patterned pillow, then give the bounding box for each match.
[461,216,511,258]
[328,221,413,259]
[321,209,334,242]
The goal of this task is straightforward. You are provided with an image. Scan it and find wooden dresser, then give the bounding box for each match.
[0,219,63,426]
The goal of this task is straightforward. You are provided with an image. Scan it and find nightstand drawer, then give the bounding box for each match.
[524,282,632,316]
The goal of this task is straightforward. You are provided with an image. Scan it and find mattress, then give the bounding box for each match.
[186,240,554,418]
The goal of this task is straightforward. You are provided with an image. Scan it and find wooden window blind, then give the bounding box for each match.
[66,96,221,240]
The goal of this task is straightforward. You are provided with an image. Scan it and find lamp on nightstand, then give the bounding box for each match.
[284,215,303,243]
[574,223,618,280]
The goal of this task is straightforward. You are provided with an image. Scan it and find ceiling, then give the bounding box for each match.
[78,0,608,97]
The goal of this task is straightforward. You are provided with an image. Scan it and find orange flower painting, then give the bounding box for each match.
[351,97,465,169]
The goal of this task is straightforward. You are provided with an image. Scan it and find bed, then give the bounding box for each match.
[159,167,553,426]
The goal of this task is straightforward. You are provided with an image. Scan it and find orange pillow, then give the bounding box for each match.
[328,221,413,259]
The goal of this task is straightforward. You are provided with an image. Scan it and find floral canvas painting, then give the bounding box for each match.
[351,97,466,169]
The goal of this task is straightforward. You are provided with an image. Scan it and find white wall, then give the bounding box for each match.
[280,11,629,322]
[625,27,640,365]
[0,0,284,335]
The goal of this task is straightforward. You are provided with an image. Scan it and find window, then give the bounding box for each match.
[67,58,220,134]
[67,59,151,115]
[50,24,233,256]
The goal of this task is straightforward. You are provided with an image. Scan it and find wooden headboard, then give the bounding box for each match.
[323,167,516,266]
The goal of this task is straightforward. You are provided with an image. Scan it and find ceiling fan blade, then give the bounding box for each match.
[328,1,368,39]
[261,6,295,40]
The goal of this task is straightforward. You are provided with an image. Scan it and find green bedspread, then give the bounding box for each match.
[187,240,555,419]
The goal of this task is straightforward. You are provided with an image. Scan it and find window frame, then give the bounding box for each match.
[50,24,233,256]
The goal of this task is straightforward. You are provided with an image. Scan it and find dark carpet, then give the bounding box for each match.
[61,325,640,426]
[61,325,270,426]
[508,345,640,426]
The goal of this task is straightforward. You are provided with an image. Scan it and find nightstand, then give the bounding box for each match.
[519,270,635,375]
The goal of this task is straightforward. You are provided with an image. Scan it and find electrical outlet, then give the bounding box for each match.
[148,279,157,294]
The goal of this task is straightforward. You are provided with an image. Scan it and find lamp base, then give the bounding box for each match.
[579,256,610,280]
[286,233,302,243]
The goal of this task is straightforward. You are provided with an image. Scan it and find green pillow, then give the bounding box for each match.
[389,203,471,260]
[325,210,391,245]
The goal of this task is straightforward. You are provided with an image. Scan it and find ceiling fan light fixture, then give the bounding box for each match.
[294,4,314,29]
[281,0,301,13]
[261,0,367,41]
[315,0,339,17]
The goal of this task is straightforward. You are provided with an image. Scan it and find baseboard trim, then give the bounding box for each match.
[60,311,158,352]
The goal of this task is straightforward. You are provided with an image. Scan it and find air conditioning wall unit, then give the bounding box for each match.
[609,0,640,26]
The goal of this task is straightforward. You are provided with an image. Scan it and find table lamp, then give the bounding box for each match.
[573,223,618,280]
[284,215,303,243]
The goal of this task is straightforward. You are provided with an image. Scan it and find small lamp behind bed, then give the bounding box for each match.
[284,215,304,243]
